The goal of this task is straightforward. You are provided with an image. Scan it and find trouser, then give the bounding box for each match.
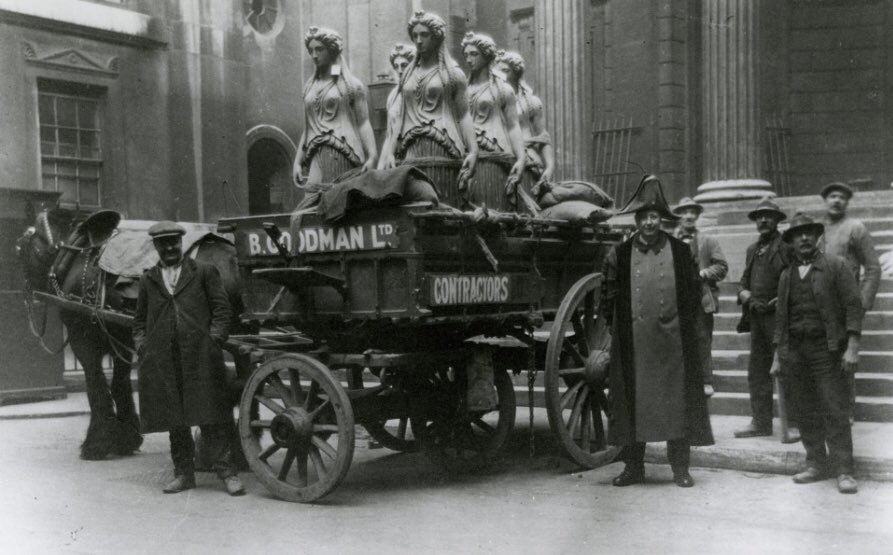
[169,424,235,479]
[747,311,797,428]
[700,312,715,385]
[781,336,854,475]
[621,439,691,474]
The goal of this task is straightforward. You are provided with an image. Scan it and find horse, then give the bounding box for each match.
[16,207,244,461]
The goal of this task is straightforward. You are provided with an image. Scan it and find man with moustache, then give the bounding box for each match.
[818,182,880,313]
[734,198,797,439]
[673,197,728,397]
[605,176,713,488]
[133,222,245,496]
[770,213,862,493]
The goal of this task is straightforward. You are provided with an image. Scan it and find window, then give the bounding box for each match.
[37,80,104,207]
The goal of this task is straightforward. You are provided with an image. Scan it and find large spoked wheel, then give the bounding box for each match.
[238,353,355,503]
[363,412,418,453]
[421,368,516,473]
[545,273,621,469]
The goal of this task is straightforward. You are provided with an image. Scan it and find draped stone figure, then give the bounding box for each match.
[378,43,415,171]
[496,50,555,194]
[461,33,526,212]
[379,11,479,207]
[293,26,377,187]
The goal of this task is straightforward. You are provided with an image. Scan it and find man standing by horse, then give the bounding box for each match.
[133,221,245,496]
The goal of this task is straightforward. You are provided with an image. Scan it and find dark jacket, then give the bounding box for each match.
[675,228,728,313]
[739,231,793,308]
[133,258,232,433]
[774,252,863,355]
[605,232,714,447]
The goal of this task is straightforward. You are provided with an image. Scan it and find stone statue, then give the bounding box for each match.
[378,42,415,171]
[293,26,377,187]
[462,32,526,211]
[496,50,555,189]
[380,11,478,206]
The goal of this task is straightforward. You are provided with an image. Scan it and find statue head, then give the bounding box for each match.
[389,42,415,78]
[407,11,446,57]
[461,32,497,74]
[304,26,344,68]
[496,50,525,80]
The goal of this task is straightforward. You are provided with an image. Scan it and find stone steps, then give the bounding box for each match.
[708,391,893,422]
[712,329,893,352]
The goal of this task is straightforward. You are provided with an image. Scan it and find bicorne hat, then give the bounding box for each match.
[148,221,186,239]
[782,212,824,242]
[820,181,853,200]
[672,196,703,216]
[747,197,786,222]
[617,175,678,220]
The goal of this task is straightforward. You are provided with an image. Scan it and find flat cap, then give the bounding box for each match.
[820,181,853,200]
[148,221,186,239]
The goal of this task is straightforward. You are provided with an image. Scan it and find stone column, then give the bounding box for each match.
[694,0,773,202]
[535,0,592,179]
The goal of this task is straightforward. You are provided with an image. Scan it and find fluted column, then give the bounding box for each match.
[535,0,592,179]
[694,0,773,202]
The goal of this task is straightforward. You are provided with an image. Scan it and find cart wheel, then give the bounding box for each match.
[545,273,621,469]
[421,368,516,473]
[363,414,418,453]
[238,353,355,503]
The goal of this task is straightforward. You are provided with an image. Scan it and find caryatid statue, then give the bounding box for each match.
[380,11,479,207]
[293,26,377,187]
[378,43,415,171]
[496,50,555,193]
[462,33,526,212]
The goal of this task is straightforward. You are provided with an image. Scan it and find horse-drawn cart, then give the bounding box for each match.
[219,198,627,502]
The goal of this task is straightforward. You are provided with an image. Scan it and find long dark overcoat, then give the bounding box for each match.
[133,258,232,433]
[606,233,714,446]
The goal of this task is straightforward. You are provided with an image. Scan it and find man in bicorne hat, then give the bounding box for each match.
[133,221,246,496]
[605,175,714,488]
[818,182,880,313]
[770,213,862,494]
[673,197,728,396]
[734,197,798,440]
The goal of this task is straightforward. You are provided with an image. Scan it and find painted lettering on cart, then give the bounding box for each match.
[430,274,511,306]
[246,223,396,256]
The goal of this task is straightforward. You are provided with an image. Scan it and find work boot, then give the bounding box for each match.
[733,420,772,438]
[837,474,858,494]
[222,475,246,496]
[612,465,645,487]
[673,470,695,488]
[782,427,801,444]
[792,466,829,484]
[163,473,196,494]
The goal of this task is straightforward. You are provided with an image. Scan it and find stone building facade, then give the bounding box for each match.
[0,0,891,222]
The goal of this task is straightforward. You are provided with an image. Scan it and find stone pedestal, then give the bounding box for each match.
[694,0,773,202]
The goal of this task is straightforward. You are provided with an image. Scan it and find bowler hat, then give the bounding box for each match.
[148,221,186,239]
[820,181,853,200]
[617,175,679,220]
[782,212,824,242]
[747,197,786,221]
[672,196,703,216]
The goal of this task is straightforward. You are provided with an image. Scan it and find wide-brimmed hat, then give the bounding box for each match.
[672,196,703,216]
[820,181,853,200]
[747,197,786,221]
[617,175,678,220]
[148,221,186,239]
[782,212,824,242]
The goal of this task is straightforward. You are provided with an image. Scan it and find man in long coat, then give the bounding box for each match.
[133,221,245,496]
[605,176,714,488]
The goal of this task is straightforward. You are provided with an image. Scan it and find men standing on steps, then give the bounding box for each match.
[133,221,246,496]
[818,182,881,314]
[605,176,714,489]
[673,197,729,397]
[735,198,798,440]
[771,213,862,494]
